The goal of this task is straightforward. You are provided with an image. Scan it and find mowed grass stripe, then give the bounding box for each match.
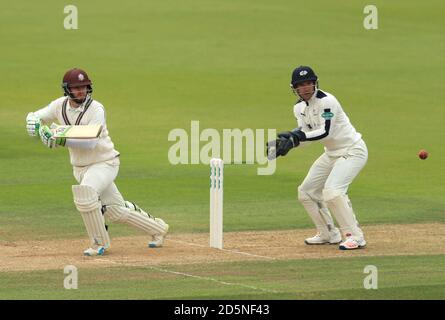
[0,254,444,299]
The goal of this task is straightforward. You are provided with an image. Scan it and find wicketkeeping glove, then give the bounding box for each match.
[26,113,41,137]
[267,129,306,160]
[267,136,292,160]
[39,125,66,149]
[277,133,297,156]
[266,139,278,160]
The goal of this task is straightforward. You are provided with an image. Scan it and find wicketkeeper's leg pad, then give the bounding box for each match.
[298,187,336,236]
[104,201,167,236]
[72,185,111,248]
[323,189,364,239]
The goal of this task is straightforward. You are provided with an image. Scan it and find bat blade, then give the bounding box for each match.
[51,123,102,139]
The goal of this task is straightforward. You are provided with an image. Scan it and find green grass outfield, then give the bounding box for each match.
[1,255,444,299]
[0,0,444,299]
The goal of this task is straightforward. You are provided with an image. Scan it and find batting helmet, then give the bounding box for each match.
[62,68,93,103]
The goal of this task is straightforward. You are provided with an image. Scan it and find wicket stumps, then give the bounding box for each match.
[210,158,224,249]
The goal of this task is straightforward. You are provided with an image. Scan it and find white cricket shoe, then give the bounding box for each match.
[83,246,107,256]
[339,234,367,250]
[148,218,169,248]
[304,228,342,245]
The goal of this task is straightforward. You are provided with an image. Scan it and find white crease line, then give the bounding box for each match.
[96,258,279,294]
[219,248,276,260]
[168,239,276,260]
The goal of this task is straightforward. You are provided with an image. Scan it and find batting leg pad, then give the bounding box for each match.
[104,202,168,236]
[72,185,111,248]
[323,190,364,239]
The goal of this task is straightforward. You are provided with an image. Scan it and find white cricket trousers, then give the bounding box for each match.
[299,139,368,202]
[73,157,125,207]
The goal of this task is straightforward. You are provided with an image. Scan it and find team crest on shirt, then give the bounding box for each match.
[78,73,85,81]
[322,111,334,120]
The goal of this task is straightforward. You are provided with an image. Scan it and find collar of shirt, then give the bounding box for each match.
[300,90,318,107]
[307,90,319,104]
[67,101,86,113]
[302,92,322,116]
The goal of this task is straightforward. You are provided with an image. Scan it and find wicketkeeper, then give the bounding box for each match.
[25,68,169,256]
[268,66,368,250]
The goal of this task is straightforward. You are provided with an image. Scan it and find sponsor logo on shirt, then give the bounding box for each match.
[322,111,334,120]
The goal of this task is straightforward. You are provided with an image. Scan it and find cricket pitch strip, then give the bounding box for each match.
[1,223,444,272]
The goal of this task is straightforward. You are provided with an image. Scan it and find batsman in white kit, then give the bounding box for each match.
[268,66,368,250]
[25,68,169,256]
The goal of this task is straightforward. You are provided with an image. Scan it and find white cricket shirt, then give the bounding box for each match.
[33,96,120,167]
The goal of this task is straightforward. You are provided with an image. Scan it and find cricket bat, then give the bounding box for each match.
[50,123,103,139]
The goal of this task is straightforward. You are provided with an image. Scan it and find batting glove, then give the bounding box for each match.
[39,125,66,149]
[26,113,41,137]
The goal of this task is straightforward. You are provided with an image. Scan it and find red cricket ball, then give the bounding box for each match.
[418,149,428,160]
